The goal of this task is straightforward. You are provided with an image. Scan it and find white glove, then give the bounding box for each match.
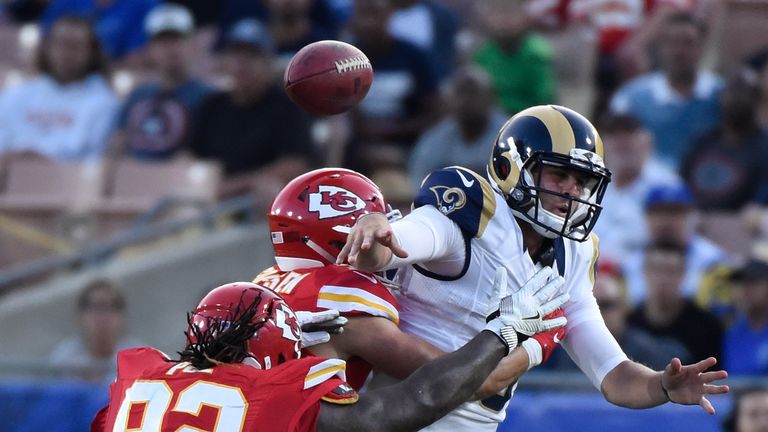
[484,267,569,353]
[296,309,348,348]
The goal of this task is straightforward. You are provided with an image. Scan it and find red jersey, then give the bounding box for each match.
[255,264,399,389]
[91,347,356,432]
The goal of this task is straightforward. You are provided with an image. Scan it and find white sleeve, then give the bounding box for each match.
[562,317,628,390]
[384,205,466,276]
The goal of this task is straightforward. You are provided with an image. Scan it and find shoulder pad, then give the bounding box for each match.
[304,358,348,390]
[116,347,167,379]
[414,166,496,238]
[317,266,399,324]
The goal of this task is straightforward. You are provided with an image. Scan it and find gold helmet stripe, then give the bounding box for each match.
[526,107,576,156]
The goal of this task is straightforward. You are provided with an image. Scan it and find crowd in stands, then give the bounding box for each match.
[0,0,766,393]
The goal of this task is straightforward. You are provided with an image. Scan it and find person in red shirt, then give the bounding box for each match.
[255,168,566,396]
[92,273,568,431]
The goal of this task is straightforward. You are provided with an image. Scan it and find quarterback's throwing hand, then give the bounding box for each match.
[336,212,408,270]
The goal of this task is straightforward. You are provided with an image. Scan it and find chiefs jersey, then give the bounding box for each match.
[254,264,399,389]
[91,347,357,432]
[393,167,612,431]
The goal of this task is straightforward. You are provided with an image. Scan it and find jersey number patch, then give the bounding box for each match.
[113,380,247,431]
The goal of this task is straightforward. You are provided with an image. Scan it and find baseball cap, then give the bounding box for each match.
[644,184,693,210]
[729,258,768,282]
[145,4,194,38]
[223,19,274,53]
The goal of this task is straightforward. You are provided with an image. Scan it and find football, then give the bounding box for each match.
[284,40,373,116]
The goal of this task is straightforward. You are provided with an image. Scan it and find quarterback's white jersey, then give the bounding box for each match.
[387,166,627,431]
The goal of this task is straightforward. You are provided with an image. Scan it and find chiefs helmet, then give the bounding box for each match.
[189,282,302,369]
[269,168,389,268]
[488,105,611,242]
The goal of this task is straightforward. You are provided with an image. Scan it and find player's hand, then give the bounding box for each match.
[522,308,566,368]
[296,309,348,348]
[498,266,569,335]
[484,267,569,352]
[336,212,408,270]
[661,357,729,415]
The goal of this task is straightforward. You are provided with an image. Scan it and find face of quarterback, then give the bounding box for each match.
[533,165,591,218]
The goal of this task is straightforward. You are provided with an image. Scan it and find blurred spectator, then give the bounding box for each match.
[610,11,721,169]
[724,259,768,375]
[166,0,222,28]
[623,183,729,304]
[681,67,768,211]
[0,15,118,161]
[262,0,340,67]
[628,240,724,363]
[345,0,441,173]
[389,0,459,82]
[108,4,212,161]
[595,259,691,368]
[6,0,49,22]
[215,0,349,52]
[722,386,768,432]
[48,279,140,381]
[407,66,506,188]
[370,167,414,215]
[189,19,312,206]
[41,0,158,61]
[472,0,555,116]
[594,113,682,261]
[547,258,691,371]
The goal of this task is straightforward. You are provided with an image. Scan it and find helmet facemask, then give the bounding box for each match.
[505,149,610,242]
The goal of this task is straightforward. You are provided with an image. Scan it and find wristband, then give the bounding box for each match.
[521,338,543,370]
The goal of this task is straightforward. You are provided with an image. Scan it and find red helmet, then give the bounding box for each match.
[269,168,388,267]
[190,282,301,369]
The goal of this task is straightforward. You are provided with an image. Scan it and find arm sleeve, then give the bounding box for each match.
[561,317,629,390]
[385,205,466,275]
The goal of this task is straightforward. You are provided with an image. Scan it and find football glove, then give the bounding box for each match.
[296,309,348,348]
[484,267,569,353]
[521,308,567,369]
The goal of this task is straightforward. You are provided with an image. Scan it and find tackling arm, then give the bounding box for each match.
[316,331,507,432]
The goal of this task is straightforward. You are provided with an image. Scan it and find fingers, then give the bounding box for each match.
[700,370,728,383]
[298,309,340,326]
[699,396,715,415]
[377,228,409,258]
[336,232,354,264]
[539,293,570,316]
[534,275,566,304]
[667,357,682,375]
[539,316,567,331]
[493,267,509,300]
[703,384,729,395]
[692,357,718,373]
[522,267,554,296]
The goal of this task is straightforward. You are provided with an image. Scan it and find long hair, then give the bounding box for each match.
[36,15,110,79]
[173,293,267,370]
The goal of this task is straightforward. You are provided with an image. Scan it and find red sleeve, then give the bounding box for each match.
[315,267,400,324]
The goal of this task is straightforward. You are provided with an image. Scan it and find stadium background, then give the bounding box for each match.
[0,0,766,430]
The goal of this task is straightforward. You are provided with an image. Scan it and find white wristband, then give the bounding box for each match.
[522,338,543,370]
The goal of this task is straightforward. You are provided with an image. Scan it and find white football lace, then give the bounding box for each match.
[335,56,371,73]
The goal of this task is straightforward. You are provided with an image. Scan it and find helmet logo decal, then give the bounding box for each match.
[429,186,467,215]
[274,303,301,342]
[308,185,366,219]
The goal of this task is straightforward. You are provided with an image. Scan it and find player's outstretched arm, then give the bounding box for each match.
[317,330,507,432]
[600,357,729,414]
[336,213,407,271]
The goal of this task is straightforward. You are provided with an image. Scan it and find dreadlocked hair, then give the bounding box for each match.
[172,292,270,370]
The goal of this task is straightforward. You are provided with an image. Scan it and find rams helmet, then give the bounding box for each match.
[488,105,611,242]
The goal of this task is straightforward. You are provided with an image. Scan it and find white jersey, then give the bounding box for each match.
[387,166,628,431]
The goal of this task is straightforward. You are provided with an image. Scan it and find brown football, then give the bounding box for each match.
[284,40,374,116]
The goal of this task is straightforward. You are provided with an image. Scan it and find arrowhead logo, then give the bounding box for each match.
[308,185,366,219]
